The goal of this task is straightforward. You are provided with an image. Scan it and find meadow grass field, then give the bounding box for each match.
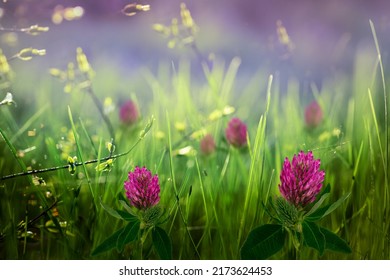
[0,3,389,260]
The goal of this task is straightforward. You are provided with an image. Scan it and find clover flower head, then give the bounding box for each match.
[305,101,323,128]
[278,151,325,208]
[119,100,139,125]
[225,117,247,148]
[200,134,216,155]
[124,166,160,210]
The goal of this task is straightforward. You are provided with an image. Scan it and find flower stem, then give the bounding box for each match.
[0,117,154,181]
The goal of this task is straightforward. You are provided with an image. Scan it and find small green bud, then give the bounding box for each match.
[152,24,164,32]
[76,47,90,73]
[275,197,300,230]
[18,230,37,240]
[95,158,114,172]
[171,18,179,36]
[223,105,235,115]
[121,3,150,16]
[25,25,50,35]
[167,39,176,49]
[67,62,75,81]
[190,128,207,140]
[49,68,64,78]
[173,145,197,157]
[180,3,193,28]
[45,220,67,234]
[152,24,170,36]
[17,48,46,61]
[33,49,46,56]
[67,156,77,175]
[64,82,73,94]
[208,109,222,121]
[139,116,154,139]
[142,205,163,227]
[174,121,186,132]
[32,176,46,186]
[106,141,115,153]
[276,20,294,51]
[182,36,195,46]
[45,220,59,233]
[103,97,115,115]
[0,49,11,74]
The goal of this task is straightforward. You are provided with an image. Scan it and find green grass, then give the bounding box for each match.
[1,25,389,260]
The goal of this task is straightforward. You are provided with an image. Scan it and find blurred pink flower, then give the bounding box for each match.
[200,134,216,155]
[124,166,160,210]
[225,118,247,148]
[119,100,139,125]
[278,151,325,208]
[304,101,323,128]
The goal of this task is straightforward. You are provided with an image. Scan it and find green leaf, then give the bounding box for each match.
[305,193,351,222]
[319,183,331,197]
[305,204,332,222]
[240,224,285,260]
[152,226,172,260]
[304,193,330,217]
[320,227,352,254]
[100,200,122,219]
[309,183,331,205]
[322,193,351,217]
[119,200,137,216]
[117,220,140,252]
[117,193,136,215]
[117,192,129,206]
[91,226,125,256]
[302,221,325,255]
[99,197,137,222]
[304,184,331,217]
[116,210,137,221]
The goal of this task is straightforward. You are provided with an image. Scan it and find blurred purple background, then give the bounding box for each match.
[1,0,390,93]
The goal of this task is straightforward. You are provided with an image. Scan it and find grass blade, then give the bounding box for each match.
[68,106,94,201]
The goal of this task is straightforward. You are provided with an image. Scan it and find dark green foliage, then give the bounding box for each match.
[320,227,352,254]
[240,224,286,260]
[91,220,140,256]
[302,221,325,255]
[152,226,172,260]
